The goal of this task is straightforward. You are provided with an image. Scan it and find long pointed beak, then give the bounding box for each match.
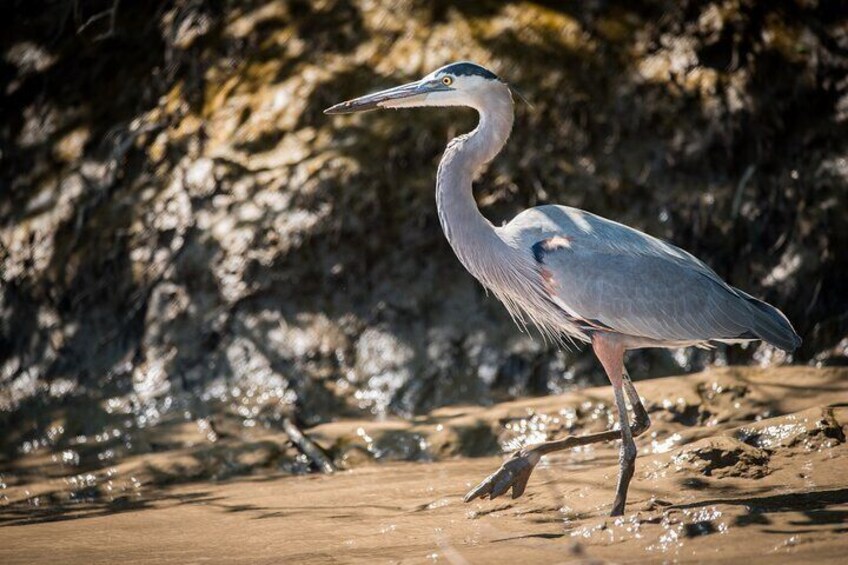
[324,79,445,114]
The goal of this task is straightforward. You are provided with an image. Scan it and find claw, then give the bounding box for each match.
[464,450,539,503]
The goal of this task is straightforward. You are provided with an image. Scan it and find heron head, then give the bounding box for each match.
[324,62,510,115]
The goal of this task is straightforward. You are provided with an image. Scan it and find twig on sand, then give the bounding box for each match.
[283,418,336,474]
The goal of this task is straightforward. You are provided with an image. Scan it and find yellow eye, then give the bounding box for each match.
[442,76,453,86]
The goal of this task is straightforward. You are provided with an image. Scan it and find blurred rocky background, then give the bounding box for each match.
[1,0,847,481]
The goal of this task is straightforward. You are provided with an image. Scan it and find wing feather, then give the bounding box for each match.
[535,243,754,344]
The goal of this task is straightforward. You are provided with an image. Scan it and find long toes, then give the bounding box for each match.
[488,472,513,500]
[465,453,538,504]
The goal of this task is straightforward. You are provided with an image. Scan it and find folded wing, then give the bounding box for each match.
[533,238,800,351]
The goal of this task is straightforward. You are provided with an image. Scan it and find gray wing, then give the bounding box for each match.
[514,206,800,350]
[535,244,756,344]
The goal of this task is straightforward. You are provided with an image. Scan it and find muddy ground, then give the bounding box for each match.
[3,1,848,432]
[2,366,846,563]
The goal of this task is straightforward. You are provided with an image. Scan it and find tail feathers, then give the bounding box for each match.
[742,294,802,352]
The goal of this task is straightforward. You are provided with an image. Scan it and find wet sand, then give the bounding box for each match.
[2,366,847,563]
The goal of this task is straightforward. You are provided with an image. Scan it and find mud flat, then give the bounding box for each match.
[2,366,847,563]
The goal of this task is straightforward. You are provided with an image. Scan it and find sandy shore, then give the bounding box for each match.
[2,366,847,563]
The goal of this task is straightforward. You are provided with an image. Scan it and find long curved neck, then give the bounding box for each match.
[436,89,514,280]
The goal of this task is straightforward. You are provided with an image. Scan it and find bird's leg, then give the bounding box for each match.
[594,334,640,516]
[463,339,651,506]
[610,380,636,516]
[461,422,646,503]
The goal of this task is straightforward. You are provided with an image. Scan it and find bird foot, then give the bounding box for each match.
[463,449,541,502]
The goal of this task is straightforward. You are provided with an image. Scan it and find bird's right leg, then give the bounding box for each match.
[463,366,651,504]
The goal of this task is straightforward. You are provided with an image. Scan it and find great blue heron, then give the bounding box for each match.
[325,62,801,516]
